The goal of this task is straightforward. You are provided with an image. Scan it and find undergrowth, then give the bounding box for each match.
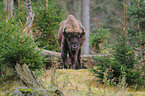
[36,68,145,96]
[1,67,145,96]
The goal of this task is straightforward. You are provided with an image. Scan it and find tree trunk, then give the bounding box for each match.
[41,49,98,59]
[25,0,33,29]
[18,0,20,10]
[10,0,13,18]
[3,0,13,18]
[14,64,64,96]
[81,0,90,55]
[24,0,35,38]
[3,0,7,13]
[60,0,66,9]
[15,63,45,88]
[74,0,81,20]
[46,0,48,13]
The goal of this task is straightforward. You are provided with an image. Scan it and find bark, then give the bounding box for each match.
[123,0,126,35]
[3,0,13,18]
[15,63,45,88]
[81,0,90,55]
[14,64,64,96]
[3,0,7,13]
[24,0,35,38]
[18,0,20,10]
[46,0,48,13]
[41,49,101,61]
[61,0,66,9]
[41,49,61,59]
[10,0,13,18]
[74,0,81,20]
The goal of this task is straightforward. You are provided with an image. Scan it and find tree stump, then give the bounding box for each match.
[10,63,64,96]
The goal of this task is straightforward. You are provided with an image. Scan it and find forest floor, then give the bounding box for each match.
[40,69,145,96]
[0,69,145,96]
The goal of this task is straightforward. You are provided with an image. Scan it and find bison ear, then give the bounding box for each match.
[63,32,68,37]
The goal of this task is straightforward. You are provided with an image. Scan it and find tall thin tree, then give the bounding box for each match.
[18,0,20,10]
[3,0,13,18]
[123,0,126,35]
[46,0,48,13]
[74,0,81,20]
[82,0,90,55]
[24,0,35,38]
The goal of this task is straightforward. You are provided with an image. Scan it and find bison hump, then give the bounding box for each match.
[65,15,81,33]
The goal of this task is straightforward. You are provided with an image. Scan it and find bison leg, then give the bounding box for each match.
[69,54,77,69]
[68,50,77,69]
[71,58,75,69]
[71,57,78,69]
[61,45,68,69]
[77,48,81,69]
[71,49,81,69]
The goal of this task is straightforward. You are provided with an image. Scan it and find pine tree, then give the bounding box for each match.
[127,0,145,65]
[0,16,43,70]
[90,24,110,52]
[126,0,145,88]
[33,0,66,51]
[113,37,137,85]
[91,0,144,87]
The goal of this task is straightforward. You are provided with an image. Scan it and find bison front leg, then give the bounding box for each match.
[77,48,81,69]
[71,57,77,69]
[61,45,68,69]
[71,53,80,69]
[69,53,77,69]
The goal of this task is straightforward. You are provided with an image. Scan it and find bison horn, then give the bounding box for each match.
[63,26,68,37]
[80,27,85,38]
[81,27,84,33]
[63,26,67,32]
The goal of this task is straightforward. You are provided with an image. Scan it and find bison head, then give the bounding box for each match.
[63,27,85,53]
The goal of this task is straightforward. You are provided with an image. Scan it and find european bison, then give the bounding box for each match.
[58,15,86,69]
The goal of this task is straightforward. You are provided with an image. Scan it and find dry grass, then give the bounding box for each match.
[0,69,145,96]
[40,69,145,96]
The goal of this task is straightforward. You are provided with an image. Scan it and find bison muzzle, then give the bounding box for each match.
[58,15,86,69]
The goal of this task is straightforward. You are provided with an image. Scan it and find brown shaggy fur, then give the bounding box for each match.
[58,15,86,69]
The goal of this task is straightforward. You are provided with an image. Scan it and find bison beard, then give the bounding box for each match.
[58,15,86,69]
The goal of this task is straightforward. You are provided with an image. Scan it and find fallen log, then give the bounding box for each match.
[41,49,61,59]
[41,48,102,59]
[40,49,103,69]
